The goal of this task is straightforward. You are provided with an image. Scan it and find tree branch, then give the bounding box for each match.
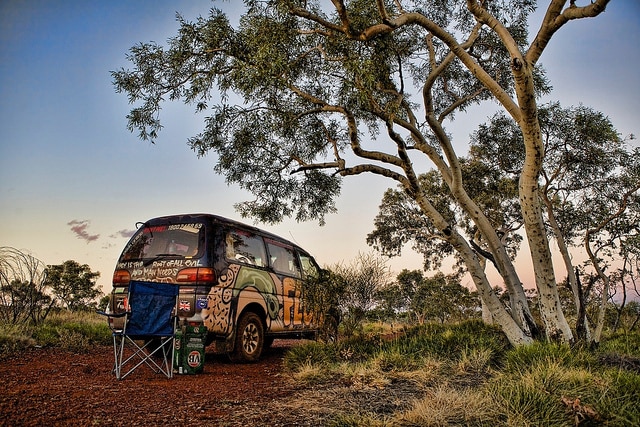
[527,0,610,65]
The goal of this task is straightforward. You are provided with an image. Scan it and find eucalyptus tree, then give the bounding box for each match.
[113,1,610,345]
[471,103,640,343]
[367,157,524,323]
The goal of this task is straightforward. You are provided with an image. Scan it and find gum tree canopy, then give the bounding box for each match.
[113,0,610,345]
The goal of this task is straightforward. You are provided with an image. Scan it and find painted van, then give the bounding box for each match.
[107,213,320,362]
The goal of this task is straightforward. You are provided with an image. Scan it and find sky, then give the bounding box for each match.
[1,1,639,293]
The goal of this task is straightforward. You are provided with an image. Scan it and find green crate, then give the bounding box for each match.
[174,324,206,374]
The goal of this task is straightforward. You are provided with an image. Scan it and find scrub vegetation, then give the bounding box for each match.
[284,321,640,426]
[0,310,111,357]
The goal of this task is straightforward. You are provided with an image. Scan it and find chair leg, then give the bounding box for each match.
[116,337,175,380]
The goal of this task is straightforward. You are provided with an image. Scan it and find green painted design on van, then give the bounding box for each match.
[233,267,280,320]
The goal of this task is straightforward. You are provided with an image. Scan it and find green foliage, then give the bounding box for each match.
[285,320,509,373]
[487,375,569,426]
[0,322,36,357]
[489,340,640,426]
[302,269,346,342]
[374,270,483,327]
[45,260,102,311]
[284,340,339,371]
[472,103,640,343]
[284,325,640,425]
[367,166,523,270]
[313,253,392,340]
[0,311,111,356]
[598,330,640,356]
[501,341,597,374]
[112,1,540,225]
[98,295,110,311]
[392,321,510,363]
[284,334,384,372]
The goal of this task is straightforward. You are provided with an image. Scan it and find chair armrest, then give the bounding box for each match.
[96,310,127,319]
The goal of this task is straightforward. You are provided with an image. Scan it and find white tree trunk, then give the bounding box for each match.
[543,195,592,341]
[414,193,533,345]
[515,60,573,343]
[481,295,494,324]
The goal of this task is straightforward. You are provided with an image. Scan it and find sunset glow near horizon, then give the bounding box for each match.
[1,1,638,293]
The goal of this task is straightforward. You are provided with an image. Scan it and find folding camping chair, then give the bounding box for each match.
[100,281,179,380]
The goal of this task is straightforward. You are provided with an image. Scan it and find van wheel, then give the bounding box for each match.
[230,312,264,362]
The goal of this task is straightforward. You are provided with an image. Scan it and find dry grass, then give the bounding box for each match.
[281,323,640,426]
[392,385,497,426]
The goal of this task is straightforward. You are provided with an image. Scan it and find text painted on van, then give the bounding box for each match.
[117,259,203,270]
[117,259,203,282]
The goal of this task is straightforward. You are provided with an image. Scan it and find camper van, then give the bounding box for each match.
[107,213,320,362]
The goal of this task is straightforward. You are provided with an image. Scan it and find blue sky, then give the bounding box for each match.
[1,1,638,292]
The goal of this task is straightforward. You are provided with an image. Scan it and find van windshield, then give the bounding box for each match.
[121,223,204,260]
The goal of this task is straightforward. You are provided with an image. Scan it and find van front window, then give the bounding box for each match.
[267,241,301,278]
[122,223,204,260]
[299,253,319,279]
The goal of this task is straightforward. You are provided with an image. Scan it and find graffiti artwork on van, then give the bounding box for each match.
[201,263,312,336]
[120,259,203,283]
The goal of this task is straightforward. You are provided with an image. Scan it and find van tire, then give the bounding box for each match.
[230,312,264,363]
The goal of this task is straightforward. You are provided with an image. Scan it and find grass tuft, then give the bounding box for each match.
[396,385,496,426]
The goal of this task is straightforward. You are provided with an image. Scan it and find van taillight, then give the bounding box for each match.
[113,269,131,285]
[176,267,215,283]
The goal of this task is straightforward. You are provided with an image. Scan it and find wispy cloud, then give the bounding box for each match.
[110,229,136,239]
[67,219,100,243]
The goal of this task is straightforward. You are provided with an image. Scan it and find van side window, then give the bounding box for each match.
[266,241,301,278]
[225,230,266,267]
[299,253,319,279]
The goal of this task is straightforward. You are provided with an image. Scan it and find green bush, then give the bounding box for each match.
[1,310,112,355]
[285,320,510,374]
[598,331,640,356]
[488,339,640,426]
[0,322,36,357]
[390,320,510,365]
[502,341,596,374]
[487,375,569,427]
[596,368,640,425]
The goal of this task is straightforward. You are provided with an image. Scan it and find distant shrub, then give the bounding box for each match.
[1,310,112,355]
[0,322,36,357]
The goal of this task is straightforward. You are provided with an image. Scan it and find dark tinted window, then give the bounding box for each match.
[225,229,267,267]
[266,240,301,278]
[121,223,204,260]
[299,252,319,279]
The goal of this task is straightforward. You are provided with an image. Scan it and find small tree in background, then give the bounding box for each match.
[45,261,102,312]
[392,269,480,324]
[333,252,391,337]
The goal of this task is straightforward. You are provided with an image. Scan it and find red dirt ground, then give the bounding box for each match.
[0,341,309,427]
